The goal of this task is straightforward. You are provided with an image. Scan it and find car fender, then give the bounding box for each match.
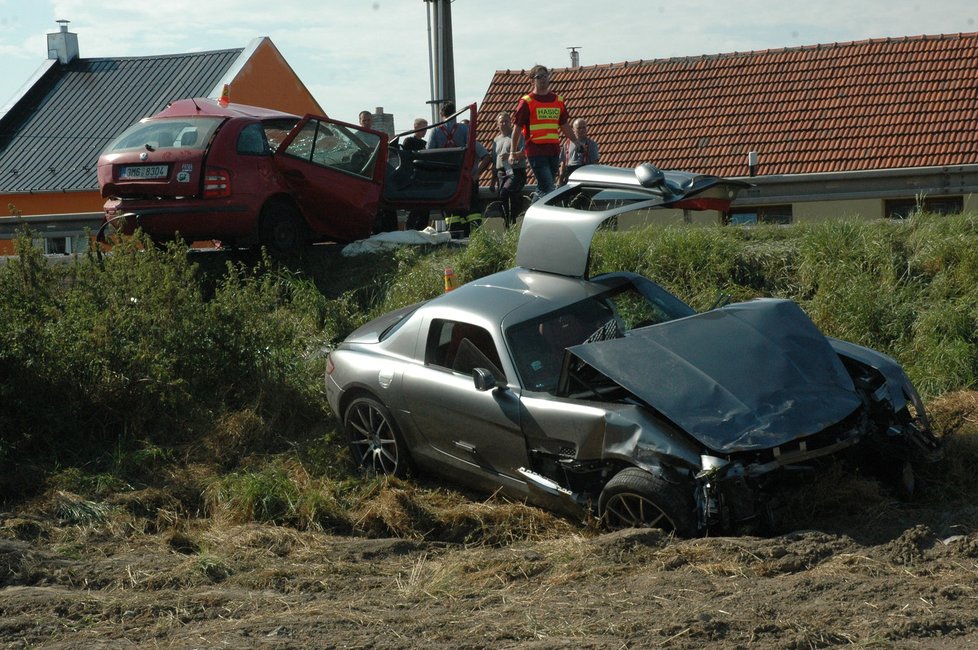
[828,337,915,412]
[601,406,703,474]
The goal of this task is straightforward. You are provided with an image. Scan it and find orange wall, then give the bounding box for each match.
[2,190,104,218]
[227,39,325,116]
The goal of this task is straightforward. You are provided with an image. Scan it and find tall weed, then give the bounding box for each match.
[0,233,328,494]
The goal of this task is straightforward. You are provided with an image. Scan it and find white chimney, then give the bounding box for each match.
[47,19,79,64]
[568,46,581,68]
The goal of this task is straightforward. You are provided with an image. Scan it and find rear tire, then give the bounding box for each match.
[598,467,697,536]
[260,201,308,256]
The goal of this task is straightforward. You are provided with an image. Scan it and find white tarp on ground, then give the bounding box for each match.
[341,228,453,256]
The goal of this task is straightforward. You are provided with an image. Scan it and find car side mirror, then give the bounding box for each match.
[635,163,665,188]
[472,367,506,392]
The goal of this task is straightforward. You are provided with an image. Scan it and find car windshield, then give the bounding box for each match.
[506,275,695,392]
[104,117,223,153]
[261,118,299,153]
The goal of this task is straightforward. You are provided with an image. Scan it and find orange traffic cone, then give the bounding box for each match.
[444,266,458,292]
[219,84,230,107]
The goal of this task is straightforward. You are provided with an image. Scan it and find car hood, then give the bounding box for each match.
[562,299,862,453]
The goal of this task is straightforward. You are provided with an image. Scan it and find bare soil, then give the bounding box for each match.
[3,510,978,649]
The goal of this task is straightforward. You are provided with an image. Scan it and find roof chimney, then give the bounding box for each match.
[372,107,395,137]
[568,46,581,68]
[47,19,79,64]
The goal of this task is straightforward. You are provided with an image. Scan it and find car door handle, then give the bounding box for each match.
[453,441,476,454]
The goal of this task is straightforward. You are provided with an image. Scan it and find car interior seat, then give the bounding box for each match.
[444,323,502,377]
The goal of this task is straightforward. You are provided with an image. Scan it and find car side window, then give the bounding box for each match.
[426,319,504,380]
[282,119,382,178]
[237,123,269,155]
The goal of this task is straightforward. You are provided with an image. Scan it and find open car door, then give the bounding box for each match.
[516,165,751,278]
[382,103,477,213]
[274,116,388,242]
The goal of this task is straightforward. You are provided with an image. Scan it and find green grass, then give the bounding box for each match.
[4,213,978,529]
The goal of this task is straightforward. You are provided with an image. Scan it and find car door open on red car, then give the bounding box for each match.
[97,99,478,253]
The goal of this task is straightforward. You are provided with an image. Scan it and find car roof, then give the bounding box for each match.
[153,98,299,120]
[516,164,749,278]
[430,267,609,328]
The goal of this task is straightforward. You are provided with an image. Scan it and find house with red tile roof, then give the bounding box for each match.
[478,32,978,225]
[0,22,323,255]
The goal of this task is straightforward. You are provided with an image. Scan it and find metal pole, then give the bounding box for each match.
[424,0,455,123]
[426,1,436,124]
[441,0,455,107]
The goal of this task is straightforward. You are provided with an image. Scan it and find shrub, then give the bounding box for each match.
[0,233,329,496]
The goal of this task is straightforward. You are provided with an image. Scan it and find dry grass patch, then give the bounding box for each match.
[922,390,978,500]
[350,477,581,545]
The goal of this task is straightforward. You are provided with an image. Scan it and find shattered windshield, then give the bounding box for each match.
[507,274,695,392]
[593,273,696,330]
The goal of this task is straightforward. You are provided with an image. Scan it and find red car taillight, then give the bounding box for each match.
[203,167,231,198]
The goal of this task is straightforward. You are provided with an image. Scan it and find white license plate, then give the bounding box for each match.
[119,165,168,180]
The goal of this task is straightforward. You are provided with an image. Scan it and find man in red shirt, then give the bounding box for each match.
[508,65,579,197]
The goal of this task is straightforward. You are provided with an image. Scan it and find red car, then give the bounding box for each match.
[97,99,476,252]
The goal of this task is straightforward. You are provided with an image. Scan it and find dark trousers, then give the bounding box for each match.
[447,180,482,238]
[497,167,527,226]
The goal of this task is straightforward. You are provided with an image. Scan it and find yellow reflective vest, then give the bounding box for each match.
[523,93,566,145]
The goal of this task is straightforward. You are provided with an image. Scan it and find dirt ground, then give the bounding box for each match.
[3,394,978,649]
[4,489,978,648]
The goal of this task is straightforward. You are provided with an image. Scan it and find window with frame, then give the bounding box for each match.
[283,119,381,178]
[32,234,88,255]
[727,205,793,225]
[237,123,269,155]
[885,196,963,219]
[426,319,504,379]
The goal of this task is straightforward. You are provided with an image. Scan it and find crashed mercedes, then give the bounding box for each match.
[325,163,942,536]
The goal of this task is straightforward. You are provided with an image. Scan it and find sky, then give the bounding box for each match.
[1,0,976,135]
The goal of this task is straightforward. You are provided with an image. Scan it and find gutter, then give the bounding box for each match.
[730,164,978,205]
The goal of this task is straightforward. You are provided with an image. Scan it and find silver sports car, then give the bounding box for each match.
[325,163,941,536]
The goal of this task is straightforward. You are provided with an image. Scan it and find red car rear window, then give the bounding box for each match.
[105,117,223,153]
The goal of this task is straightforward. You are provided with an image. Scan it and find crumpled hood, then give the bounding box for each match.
[564,299,862,453]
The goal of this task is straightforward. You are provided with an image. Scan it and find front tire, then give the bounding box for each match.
[343,396,410,477]
[598,467,697,536]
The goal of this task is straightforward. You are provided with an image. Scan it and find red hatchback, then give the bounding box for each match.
[97,98,476,252]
